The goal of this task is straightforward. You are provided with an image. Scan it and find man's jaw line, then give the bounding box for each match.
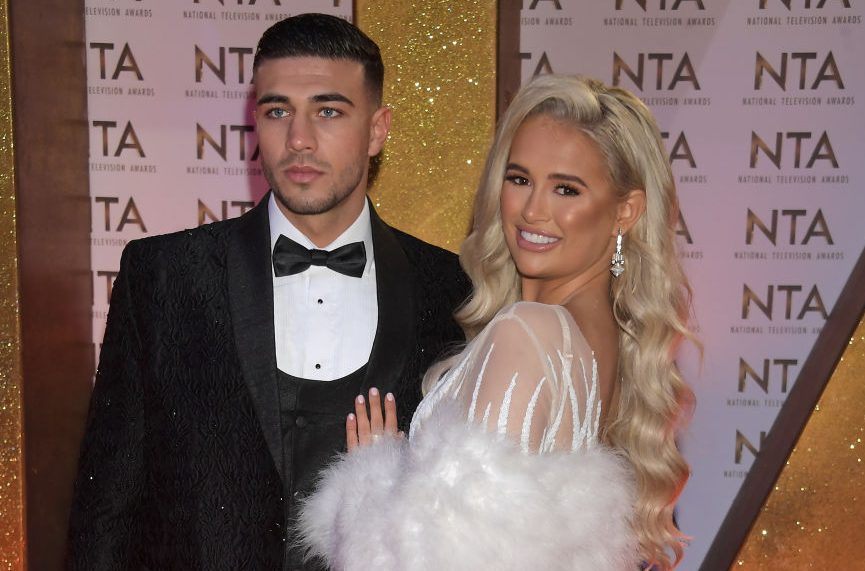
[273,184,369,248]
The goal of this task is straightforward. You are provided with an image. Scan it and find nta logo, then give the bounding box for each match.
[739,357,798,393]
[522,0,563,9]
[520,51,554,78]
[94,196,147,232]
[613,52,700,90]
[92,121,145,157]
[89,42,143,81]
[195,45,254,84]
[197,124,259,161]
[741,284,828,320]
[758,0,851,9]
[746,208,833,245]
[198,199,255,225]
[735,429,765,464]
[755,51,844,90]
[615,0,705,9]
[661,131,697,168]
[750,131,838,169]
[192,0,290,6]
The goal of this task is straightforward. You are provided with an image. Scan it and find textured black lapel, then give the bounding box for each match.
[363,202,415,395]
[227,195,283,480]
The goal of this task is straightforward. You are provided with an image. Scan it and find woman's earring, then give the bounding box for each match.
[610,229,625,278]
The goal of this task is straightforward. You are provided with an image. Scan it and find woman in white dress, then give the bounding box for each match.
[299,74,696,571]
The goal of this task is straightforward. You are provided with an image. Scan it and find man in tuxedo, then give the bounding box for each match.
[67,14,469,570]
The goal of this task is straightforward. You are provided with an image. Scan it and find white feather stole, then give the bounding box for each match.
[298,400,638,570]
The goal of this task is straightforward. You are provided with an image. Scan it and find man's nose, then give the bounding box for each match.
[287,115,316,153]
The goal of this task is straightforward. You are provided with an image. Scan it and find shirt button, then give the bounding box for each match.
[317,298,323,305]
[295,416,307,428]
[314,363,321,370]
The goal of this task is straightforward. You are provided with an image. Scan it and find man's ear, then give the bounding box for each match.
[368,106,392,157]
[614,189,647,235]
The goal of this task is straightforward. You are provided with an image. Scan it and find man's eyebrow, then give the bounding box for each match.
[256,94,288,106]
[311,93,354,106]
[255,93,355,107]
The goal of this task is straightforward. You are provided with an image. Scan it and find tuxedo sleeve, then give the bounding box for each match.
[67,242,146,569]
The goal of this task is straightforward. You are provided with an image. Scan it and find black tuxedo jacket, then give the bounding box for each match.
[67,195,469,570]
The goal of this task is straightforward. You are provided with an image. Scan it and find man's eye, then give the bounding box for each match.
[266,108,288,119]
[319,108,341,118]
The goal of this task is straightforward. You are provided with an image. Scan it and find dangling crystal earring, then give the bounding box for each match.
[610,229,625,278]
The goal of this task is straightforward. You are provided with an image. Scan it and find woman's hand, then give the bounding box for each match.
[346,387,399,452]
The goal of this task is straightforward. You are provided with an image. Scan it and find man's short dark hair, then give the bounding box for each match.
[253,13,385,104]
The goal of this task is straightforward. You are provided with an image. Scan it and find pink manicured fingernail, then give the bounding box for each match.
[356,395,364,404]
[369,387,379,396]
[386,392,394,401]
[347,413,356,420]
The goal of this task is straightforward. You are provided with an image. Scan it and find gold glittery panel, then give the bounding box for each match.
[355,1,498,252]
[734,315,865,569]
[0,0,25,568]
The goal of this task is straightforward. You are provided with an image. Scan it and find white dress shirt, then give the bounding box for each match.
[269,194,378,380]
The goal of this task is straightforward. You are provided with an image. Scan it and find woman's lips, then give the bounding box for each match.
[516,227,560,251]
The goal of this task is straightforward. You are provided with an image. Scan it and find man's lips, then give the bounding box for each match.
[284,165,323,184]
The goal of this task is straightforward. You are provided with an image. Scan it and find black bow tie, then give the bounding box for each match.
[272,235,367,278]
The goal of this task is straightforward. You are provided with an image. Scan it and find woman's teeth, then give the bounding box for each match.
[520,230,558,244]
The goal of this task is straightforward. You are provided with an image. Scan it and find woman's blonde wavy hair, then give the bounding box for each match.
[425,74,696,569]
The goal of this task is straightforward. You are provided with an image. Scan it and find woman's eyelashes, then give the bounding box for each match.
[504,173,528,186]
[554,183,580,196]
[504,173,581,197]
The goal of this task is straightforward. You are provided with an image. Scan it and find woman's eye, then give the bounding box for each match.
[505,175,529,186]
[555,185,580,196]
